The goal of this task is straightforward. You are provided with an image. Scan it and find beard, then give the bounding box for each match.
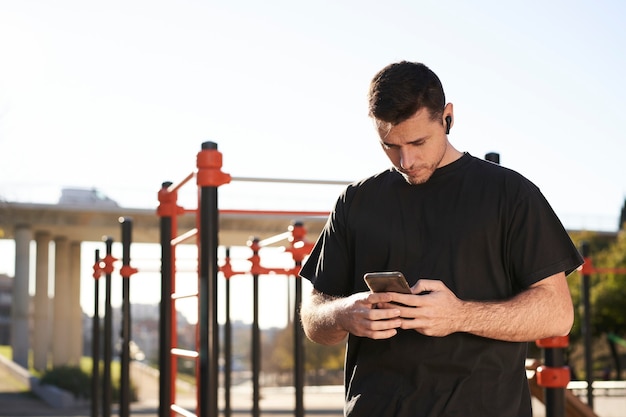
[397,164,437,185]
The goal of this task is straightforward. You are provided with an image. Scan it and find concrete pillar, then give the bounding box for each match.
[52,236,71,366]
[11,225,31,368]
[68,241,83,365]
[33,231,51,371]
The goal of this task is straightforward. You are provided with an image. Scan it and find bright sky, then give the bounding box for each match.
[1,0,625,327]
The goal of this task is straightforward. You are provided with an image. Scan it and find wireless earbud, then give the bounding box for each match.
[445,115,452,134]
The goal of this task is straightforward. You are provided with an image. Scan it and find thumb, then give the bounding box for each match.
[412,278,441,295]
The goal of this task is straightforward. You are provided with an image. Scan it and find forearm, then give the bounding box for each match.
[458,277,573,342]
[300,291,349,345]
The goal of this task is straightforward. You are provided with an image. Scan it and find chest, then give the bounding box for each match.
[345,181,514,296]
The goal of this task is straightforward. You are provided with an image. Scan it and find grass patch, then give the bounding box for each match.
[0,345,11,359]
[1,345,136,401]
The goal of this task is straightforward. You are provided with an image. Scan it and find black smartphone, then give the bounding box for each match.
[363,271,412,294]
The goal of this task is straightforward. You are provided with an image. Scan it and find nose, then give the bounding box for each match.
[399,147,414,170]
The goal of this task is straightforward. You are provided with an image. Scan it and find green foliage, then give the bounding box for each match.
[266,326,295,371]
[35,359,137,402]
[568,231,626,338]
[566,230,626,379]
[0,345,11,359]
[263,324,345,375]
[305,335,345,372]
[589,230,626,335]
[40,366,91,399]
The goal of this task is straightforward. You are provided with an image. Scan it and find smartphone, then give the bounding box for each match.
[364,271,412,294]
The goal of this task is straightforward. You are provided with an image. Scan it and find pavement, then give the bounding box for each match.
[0,361,345,417]
[1,360,626,417]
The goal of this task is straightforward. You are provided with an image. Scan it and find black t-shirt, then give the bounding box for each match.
[300,153,583,417]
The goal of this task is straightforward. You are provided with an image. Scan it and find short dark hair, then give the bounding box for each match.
[368,61,446,125]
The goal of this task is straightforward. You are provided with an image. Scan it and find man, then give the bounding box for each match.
[299,61,583,417]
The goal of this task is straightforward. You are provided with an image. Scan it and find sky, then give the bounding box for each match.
[1,0,625,328]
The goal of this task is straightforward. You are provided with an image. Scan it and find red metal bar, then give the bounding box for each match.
[156,145,339,417]
[536,366,571,389]
[536,336,569,349]
[590,267,626,274]
[536,333,570,417]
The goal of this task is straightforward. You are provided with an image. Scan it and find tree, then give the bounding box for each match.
[567,230,620,340]
[585,229,626,336]
[264,323,345,386]
[567,230,626,379]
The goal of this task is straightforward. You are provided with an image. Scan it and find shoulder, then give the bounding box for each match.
[463,153,541,196]
[341,168,402,199]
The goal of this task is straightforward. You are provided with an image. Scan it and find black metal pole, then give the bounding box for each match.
[581,241,594,409]
[251,238,261,417]
[103,237,113,417]
[119,218,132,417]
[544,346,566,417]
[198,141,221,417]
[290,221,307,417]
[224,248,232,417]
[92,249,101,417]
[158,182,173,417]
[294,266,304,417]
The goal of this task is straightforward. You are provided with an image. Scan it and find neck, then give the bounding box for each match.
[438,143,464,168]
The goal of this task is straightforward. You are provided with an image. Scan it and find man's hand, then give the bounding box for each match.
[382,279,464,337]
[336,291,404,339]
[300,289,404,345]
[376,273,573,342]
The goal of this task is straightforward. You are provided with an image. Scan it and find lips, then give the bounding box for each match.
[399,168,421,178]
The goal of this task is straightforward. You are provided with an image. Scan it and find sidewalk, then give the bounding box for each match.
[0,360,345,417]
[129,362,344,416]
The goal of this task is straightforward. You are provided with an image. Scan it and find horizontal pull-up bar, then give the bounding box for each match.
[167,172,195,193]
[258,231,292,246]
[171,348,199,359]
[220,209,330,217]
[171,404,197,417]
[231,176,351,185]
[171,228,198,246]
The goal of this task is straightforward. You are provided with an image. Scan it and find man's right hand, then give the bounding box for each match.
[339,291,404,339]
[301,289,403,345]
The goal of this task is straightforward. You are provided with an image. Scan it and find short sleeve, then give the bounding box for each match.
[506,184,583,287]
[300,187,354,296]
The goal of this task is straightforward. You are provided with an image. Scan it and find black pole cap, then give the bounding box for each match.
[485,152,500,164]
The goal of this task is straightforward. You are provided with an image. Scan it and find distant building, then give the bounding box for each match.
[58,187,119,207]
[0,274,11,344]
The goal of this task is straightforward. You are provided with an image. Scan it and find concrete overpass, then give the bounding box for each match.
[0,200,328,370]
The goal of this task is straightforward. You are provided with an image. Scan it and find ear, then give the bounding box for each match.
[443,103,454,134]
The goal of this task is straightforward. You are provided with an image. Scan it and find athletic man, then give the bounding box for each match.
[299,61,583,417]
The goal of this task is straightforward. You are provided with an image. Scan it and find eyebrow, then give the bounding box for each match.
[381,136,427,147]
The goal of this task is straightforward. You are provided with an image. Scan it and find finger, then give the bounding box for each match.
[352,316,401,340]
[386,293,418,307]
[365,292,394,305]
[398,318,421,331]
[362,328,399,340]
[366,306,401,321]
